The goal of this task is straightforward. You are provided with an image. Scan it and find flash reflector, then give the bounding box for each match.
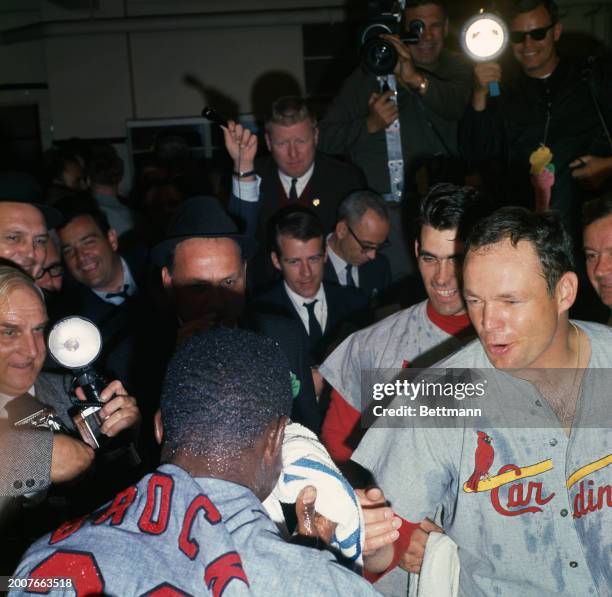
[460,11,509,97]
[48,316,101,369]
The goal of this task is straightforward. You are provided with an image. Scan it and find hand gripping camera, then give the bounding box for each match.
[48,316,109,449]
[361,0,424,76]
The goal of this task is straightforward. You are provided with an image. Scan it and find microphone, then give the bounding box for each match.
[202,106,228,129]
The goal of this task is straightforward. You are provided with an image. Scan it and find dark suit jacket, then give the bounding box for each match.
[241,311,320,433]
[148,308,321,435]
[323,254,391,303]
[51,248,152,397]
[254,281,370,364]
[228,152,367,290]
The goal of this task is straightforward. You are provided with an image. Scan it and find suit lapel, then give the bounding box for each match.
[320,283,334,333]
[279,285,305,329]
[323,259,340,285]
[358,261,374,298]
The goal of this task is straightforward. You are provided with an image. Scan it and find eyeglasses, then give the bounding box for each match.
[34,263,64,280]
[510,23,555,44]
[347,225,389,253]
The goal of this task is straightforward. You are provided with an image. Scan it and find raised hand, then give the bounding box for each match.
[472,62,502,110]
[223,120,258,174]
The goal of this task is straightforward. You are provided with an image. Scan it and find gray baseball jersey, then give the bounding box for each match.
[353,320,612,597]
[11,464,380,596]
[320,300,472,410]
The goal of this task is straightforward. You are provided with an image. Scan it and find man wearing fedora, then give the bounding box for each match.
[151,196,320,433]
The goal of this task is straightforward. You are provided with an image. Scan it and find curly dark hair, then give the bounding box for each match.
[160,327,293,461]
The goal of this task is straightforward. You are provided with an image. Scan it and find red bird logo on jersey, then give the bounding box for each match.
[466,431,494,491]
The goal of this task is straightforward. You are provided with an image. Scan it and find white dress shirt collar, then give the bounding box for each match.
[278,163,315,198]
[326,234,360,288]
[92,257,138,305]
[283,280,327,334]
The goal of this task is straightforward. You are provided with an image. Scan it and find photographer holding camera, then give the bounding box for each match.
[0,263,141,573]
[319,1,472,281]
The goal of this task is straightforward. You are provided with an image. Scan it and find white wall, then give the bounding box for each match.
[130,25,304,120]
[45,33,133,139]
[0,0,611,146]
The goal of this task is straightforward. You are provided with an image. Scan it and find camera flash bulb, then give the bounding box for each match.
[48,316,102,369]
[461,12,508,62]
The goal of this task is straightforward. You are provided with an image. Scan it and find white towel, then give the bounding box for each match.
[408,532,460,597]
[263,422,365,565]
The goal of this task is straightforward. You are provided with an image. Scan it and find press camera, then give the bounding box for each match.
[361,0,424,76]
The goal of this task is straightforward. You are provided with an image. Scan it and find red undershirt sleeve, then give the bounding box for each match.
[363,517,419,582]
[320,389,363,465]
[321,390,420,583]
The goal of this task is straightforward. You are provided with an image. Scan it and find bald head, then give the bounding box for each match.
[161,237,247,326]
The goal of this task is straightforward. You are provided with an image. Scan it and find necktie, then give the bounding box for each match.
[345,264,356,287]
[289,178,298,201]
[105,284,130,301]
[303,299,322,344]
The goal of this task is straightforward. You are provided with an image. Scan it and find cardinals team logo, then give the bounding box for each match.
[463,430,556,517]
[463,432,612,519]
[465,431,494,491]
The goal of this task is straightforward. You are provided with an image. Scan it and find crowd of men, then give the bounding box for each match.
[1,1,611,595]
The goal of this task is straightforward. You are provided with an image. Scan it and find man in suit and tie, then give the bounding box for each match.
[325,190,391,304]
[152,196,320,433]
[0,263,140,573]
[256,207,370,365]
[226,96,366,288]
[54,202,148,394]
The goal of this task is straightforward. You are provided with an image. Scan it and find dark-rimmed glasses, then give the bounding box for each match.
[34,263,64,280]
[347,225,390,253]
[510,23,555,44]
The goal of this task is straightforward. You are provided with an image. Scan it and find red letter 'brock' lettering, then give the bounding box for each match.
[50,516,88,545]
[179,494,223,559]
[93,485,138,526]
[138,473,174,535]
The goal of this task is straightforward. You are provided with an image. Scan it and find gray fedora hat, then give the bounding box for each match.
[152,196,258,266]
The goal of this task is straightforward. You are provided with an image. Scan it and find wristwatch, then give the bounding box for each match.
[416,75,429,95]
[233,169,256,178]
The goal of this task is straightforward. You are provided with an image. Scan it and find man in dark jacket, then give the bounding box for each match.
[256,207,370,365]
[318,1,472,283]
[325,190,392,305]
[152,196,321,433]
[459,0,612,237]
[54,202,150,396]
[226,96,366,289]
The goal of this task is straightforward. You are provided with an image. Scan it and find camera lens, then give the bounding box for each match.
[363,38,398,76]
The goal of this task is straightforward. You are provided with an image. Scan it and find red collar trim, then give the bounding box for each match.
[426,301,472,337]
